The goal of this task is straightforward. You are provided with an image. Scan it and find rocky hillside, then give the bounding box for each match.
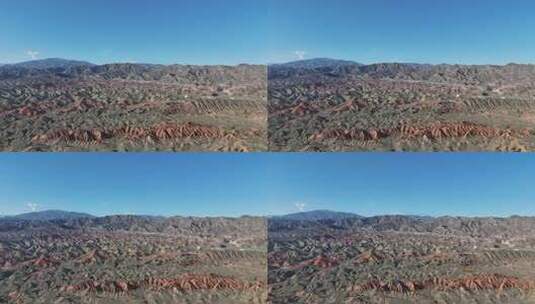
[269,214,535,238]
[269,213,535,303]
[0,60,265,84]
[0,59,267,152]
[0,213,267,303]
[269,59,535,151]
[3,210,94,221]
[269,60,535,86]
[0,214,265,237]
[271,210,361,221]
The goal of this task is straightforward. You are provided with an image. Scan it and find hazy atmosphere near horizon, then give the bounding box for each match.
[1,153,534,217]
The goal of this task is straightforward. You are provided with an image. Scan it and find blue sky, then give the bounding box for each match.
[0,0,270,65]
[1,1,534,65]
[0,153,534,217]
[267,0,535,64]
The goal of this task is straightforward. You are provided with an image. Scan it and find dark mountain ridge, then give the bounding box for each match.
[0,59,266,84]
[269,213,535,239]
[272,209,362,221]
[268,58,535,85]
[0,211,265,235]
[7,58,95,69]
[271,58,361,69]
[4,209,94,221]
[2,58,262,71]
[3,209,533,239]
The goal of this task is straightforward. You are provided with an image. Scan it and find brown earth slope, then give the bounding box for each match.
[268,215,535,303]
[268,61,535,151]
[0,62,267,151]
[0,215,267,304]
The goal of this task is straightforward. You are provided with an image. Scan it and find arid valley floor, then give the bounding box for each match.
[268,211,535,304]
[4,210,535,303]
[0,211,267,304]
[269,58,535,151]
[4,58,535,152]
[0,59,267,152]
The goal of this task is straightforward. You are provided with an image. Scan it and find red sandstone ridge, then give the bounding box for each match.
[62,273,264,294]
[330,100,366,113]
[32,256,55,268]
[355,251,383,264]
[349,274,535,294]
[290,103,318,116]
[395,122,515,140]
[310,128,383,141]
[309,122,525,142]
[143,273,264,292]
[31,122,230,145]
[311,255,338,268]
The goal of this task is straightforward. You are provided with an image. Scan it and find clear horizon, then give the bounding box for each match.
[4,209,535,219]
[1,153,535,218]
[4,56,535,67]
[1,1,535,65]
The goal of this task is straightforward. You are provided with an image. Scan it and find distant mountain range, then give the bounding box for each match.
[0,58,265,84]
[3,210,95,221]
[272,210,362,221]
[0,209,362,224]
[6,58,95,69]
[1,58,256,70]
[0,209,525,223]
[0,210,265,236]
[5,58,358,70]
[3,209,535,239]
[271,58,361,69]
[268,211,535,240]
[4,57,533,71]
[270,57,529,70]
[268,58,535,85]
[4,58,534,86]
